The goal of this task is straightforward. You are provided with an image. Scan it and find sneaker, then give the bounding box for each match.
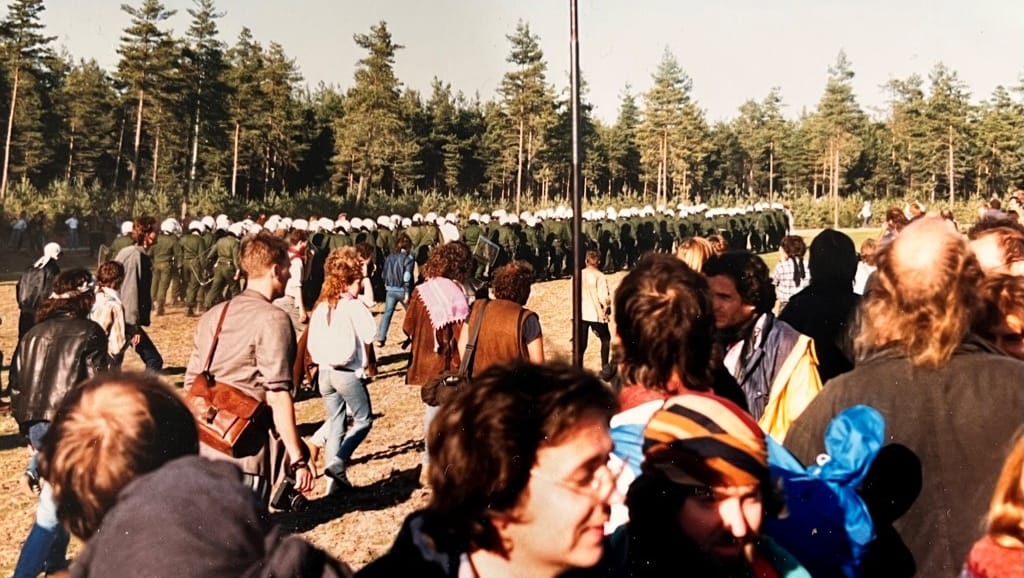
[375,339,385,348]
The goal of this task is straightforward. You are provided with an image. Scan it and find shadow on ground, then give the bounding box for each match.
[273,465,421,533]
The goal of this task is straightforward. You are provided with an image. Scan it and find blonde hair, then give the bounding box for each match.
[675,237,713,272]
[317,246,362,308]
[986,431,1024,548]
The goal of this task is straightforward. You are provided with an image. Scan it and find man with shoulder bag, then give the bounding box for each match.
[184,231,314,506]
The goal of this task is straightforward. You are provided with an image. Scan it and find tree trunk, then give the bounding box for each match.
[1,65,20,205]
[832,138,840,229]
[515,118,524,214]
[114,110,127,191]
[231,121,240,197]
[768,141,775,202]
[947,125,954,205]
[130,89,145,211]
[152,125,161,187]
[187,85,202,218]
[66,119,76,182]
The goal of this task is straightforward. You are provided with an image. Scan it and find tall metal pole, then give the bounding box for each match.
[570,0,584,368]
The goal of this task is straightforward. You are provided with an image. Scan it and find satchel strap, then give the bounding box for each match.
[458,299,489,377]
[202,301,232,374]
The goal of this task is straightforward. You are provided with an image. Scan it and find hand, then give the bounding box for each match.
[130,334,141,347]
[293,464,314,493]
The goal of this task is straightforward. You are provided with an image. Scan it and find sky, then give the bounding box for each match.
[39,0,1024,124]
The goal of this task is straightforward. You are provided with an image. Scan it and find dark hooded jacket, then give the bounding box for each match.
[70,456,350,578]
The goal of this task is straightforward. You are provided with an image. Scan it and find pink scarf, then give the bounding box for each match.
[417,277,470,333]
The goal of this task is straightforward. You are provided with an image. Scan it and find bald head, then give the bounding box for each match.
[859,217,983,368]
[889,217,968,298]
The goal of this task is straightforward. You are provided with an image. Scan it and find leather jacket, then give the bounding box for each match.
[10,313,109,429]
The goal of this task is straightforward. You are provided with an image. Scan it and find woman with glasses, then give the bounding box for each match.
[306,247,377,495]
[358,361,618,578]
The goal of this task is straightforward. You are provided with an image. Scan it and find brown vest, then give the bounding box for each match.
[468,299,535,378]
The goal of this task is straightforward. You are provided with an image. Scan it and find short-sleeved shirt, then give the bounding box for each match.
[184,289,296,401]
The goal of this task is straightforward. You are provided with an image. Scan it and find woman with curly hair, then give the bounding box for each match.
[403,242,472,482]
[10,268,109,578]
[458,260,544,377]
[306,247,377,494]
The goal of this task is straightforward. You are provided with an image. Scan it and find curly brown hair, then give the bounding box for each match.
[316,246,362,308]
[422,241,472,280]
[492,260,535,305]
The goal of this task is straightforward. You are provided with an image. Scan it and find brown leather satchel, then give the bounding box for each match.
[184,301,272,457]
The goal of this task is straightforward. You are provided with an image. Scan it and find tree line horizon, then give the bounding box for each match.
[0,0,1021,217]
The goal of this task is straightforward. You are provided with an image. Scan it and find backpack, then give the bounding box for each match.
[765,405,885,578]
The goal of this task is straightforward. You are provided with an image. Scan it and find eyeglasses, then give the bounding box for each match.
[530,459,625,503]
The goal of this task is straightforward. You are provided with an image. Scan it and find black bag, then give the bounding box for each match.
[420,300,488,406]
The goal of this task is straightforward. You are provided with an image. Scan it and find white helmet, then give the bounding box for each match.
[292,218,309,231]
[120,220,134,236]
[160,218,179,234]
[228,222,244,237]
[201,215,215,230]
[318,217,334,232]
[188,220,204,232]
[401,217,412,228]
[351,217,364,230]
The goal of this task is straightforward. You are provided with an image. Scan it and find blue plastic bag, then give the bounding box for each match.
[765,405,885,578]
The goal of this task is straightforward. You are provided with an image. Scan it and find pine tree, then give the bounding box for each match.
[0,0,54,205]
[332,21,418,201]
[500,20,553,212]
[181,0,229,213]
[116,0,176,209]
[813,50,866,225]
[607,86,642,196]
[924,63,972,203]
[59,58,119,186]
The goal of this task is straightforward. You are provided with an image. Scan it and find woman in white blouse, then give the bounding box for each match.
[306,247,377,495]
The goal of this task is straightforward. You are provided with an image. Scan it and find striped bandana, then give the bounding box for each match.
[643,392,767,487]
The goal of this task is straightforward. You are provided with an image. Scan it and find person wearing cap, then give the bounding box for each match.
[151,219,182,316]
[601,392,809,578]
[115,216,163,371]
[106,221,134,263]
[16,242,62,339]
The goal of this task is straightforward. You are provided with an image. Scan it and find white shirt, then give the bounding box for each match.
[65,216,79,229]
[307,296,376,376]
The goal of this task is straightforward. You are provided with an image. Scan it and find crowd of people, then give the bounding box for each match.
[3,195,1024,577]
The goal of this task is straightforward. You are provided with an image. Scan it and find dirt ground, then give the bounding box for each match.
[0,267,625,574]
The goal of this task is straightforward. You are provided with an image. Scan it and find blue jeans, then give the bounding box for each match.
[319,368,373,492]
[376,289,407,344]
[128,325,163,372]
[14,423,69,578]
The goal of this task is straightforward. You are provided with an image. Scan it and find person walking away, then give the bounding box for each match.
[183,231,314,506]
[10,269,109,578]
[376,234,414,347]
[16,242,61,339]
[579,250,612,378]
[115,217,163,371]
[306,247,377,495]
[90,260,129,367]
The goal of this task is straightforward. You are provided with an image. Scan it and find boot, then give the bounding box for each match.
[156,304,165,317]
[186,306,195,318]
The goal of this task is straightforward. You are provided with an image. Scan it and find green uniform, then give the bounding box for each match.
[108,234,133,261]
[204,235,241,309]
[150,233,180,313]
[179,232,208,313]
